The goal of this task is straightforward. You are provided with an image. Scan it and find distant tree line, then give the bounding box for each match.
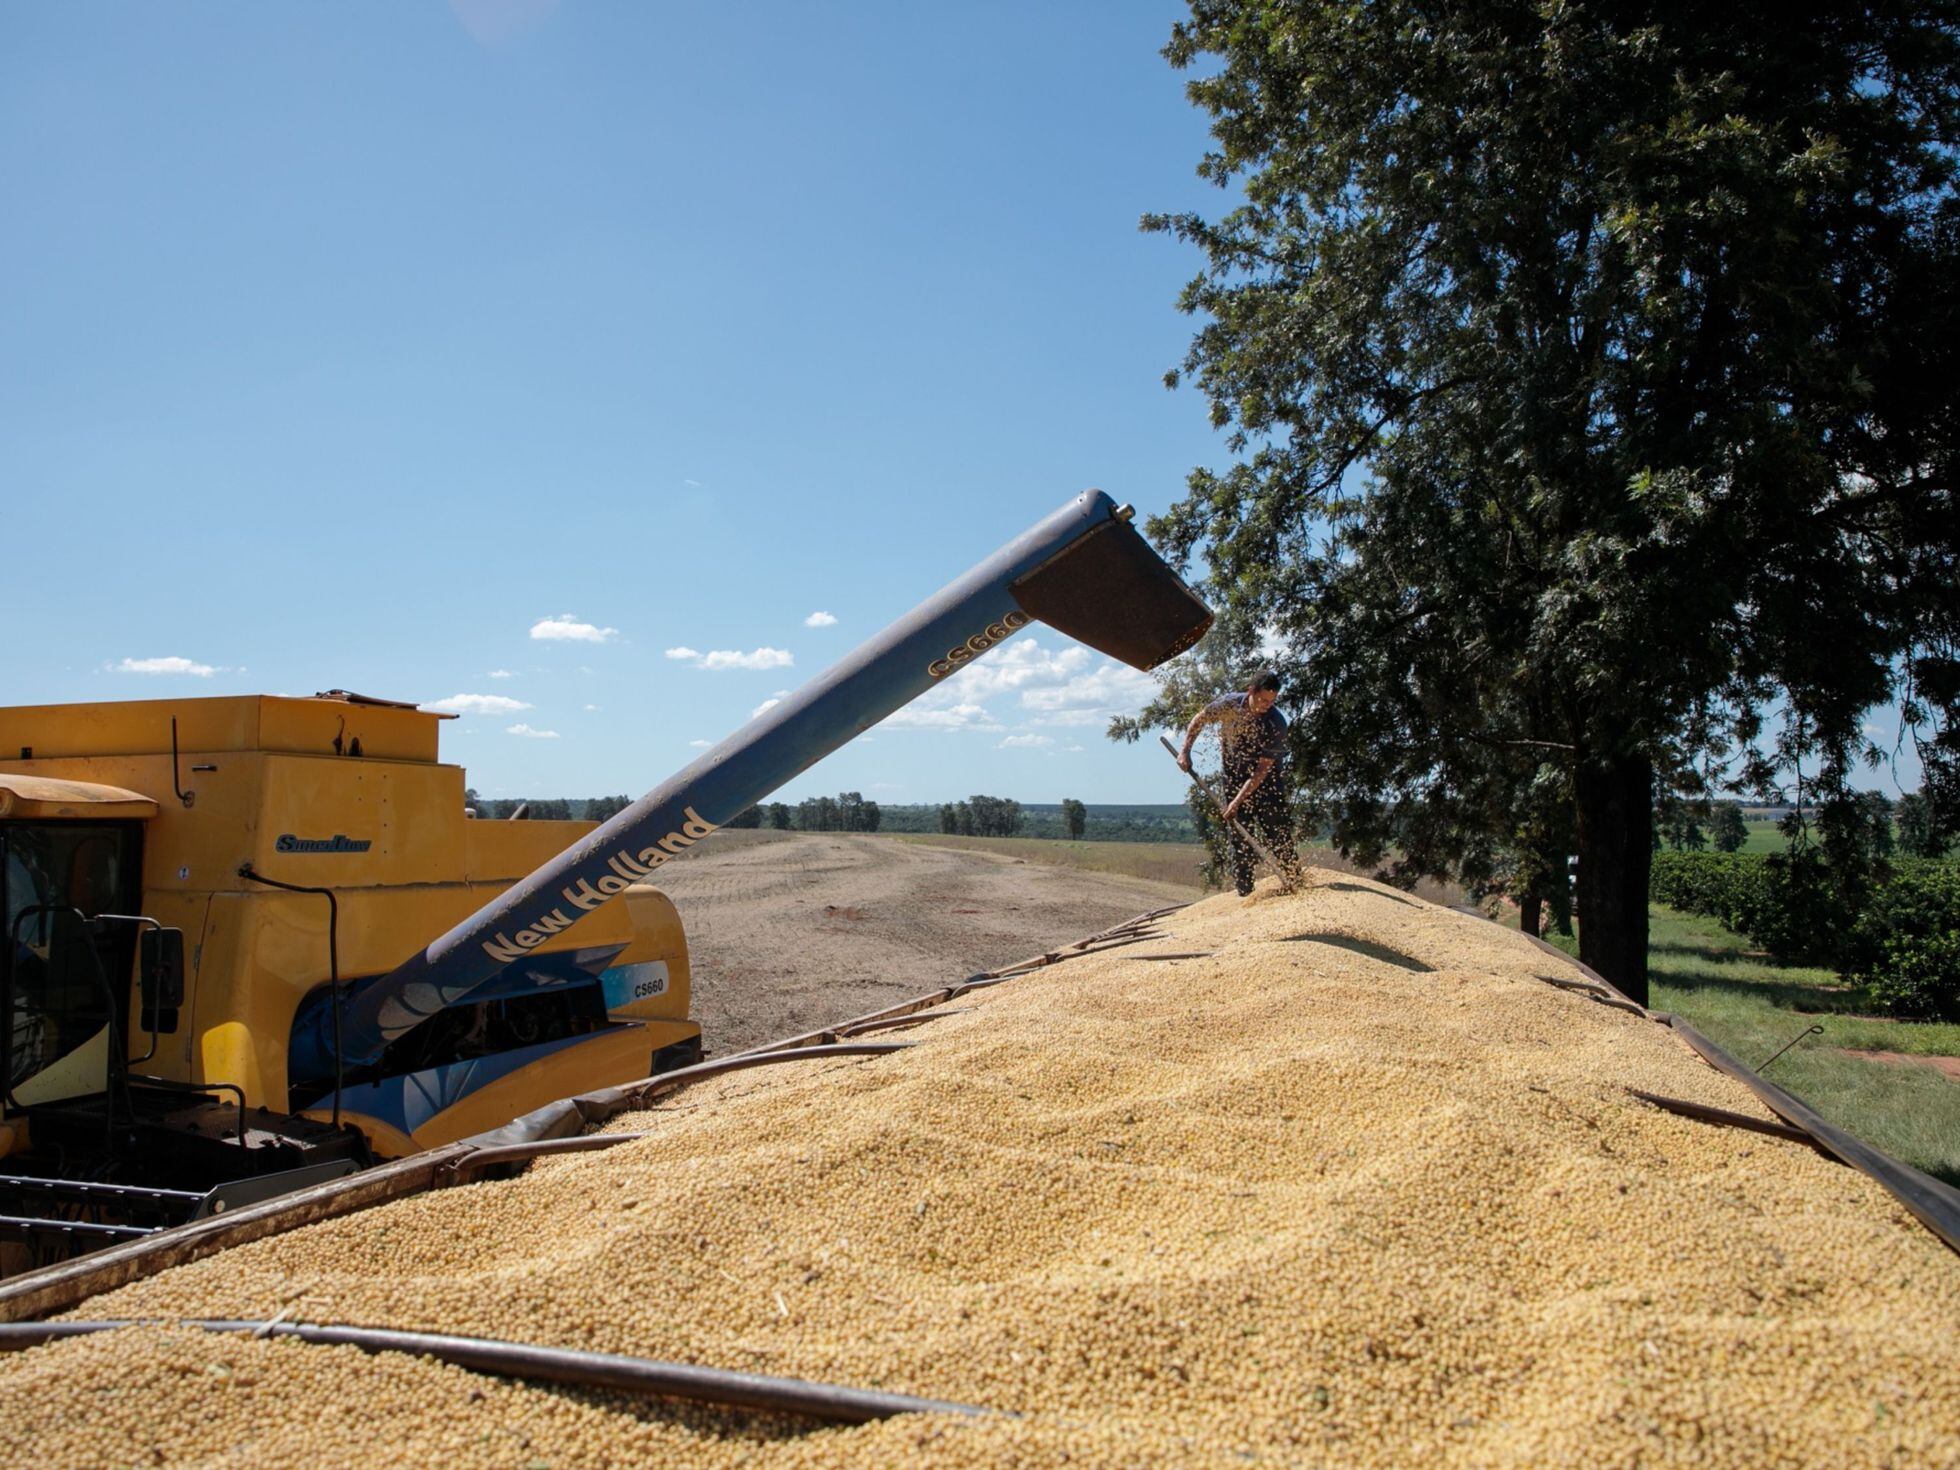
[1658,791,1950,861]
[1656,798,1748,855]
[465,790,632,823]
[463,789,880,832]
[795,792,882,832]
[936,796,1023,838]
[463,789,1234,847]
[876,803,1199,843]
[718,794,881,832]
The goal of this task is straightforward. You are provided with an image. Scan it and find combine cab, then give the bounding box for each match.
[0,488,1209,1273]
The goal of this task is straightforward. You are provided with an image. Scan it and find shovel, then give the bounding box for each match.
[1159,735,1299,894]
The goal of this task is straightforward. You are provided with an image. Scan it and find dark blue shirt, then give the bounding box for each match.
[1197,693,1287,769]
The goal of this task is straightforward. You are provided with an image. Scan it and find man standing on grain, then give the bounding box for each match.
[1177,670,1302,897]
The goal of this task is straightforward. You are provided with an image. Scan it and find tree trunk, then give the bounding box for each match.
[1573,754,1653,1007]
[1546,862,1574,936]
[1519,893,1543,937]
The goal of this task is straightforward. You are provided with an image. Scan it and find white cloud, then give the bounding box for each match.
[1020,659,1157,717]
[583,703,601,712]
[997,734,1053,749]
[683,478,703,488]
[875,637,1153,738]
[935,639,1091,701]
[424,693,532,717]
[689,738,713,748]
[669,646,795,672]
[506,723,560,738]
[707,647,793,671]
[751,697,783,719]
[1024,707,1113,727]
[804,611,838,628]
[488,669,515,679]
[881,699,1002,732]
[113,656,218,677]
[530,613,617,643]
[1065,743,1086,752]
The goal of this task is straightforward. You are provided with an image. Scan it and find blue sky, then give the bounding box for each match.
[3,1,1244,804]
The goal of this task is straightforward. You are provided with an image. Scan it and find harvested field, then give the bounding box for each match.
[7,871,1958,1467]
[656,829,1193,1056]
[884,831,1214,889]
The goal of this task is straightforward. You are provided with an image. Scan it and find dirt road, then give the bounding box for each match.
[655,831,1192,1056]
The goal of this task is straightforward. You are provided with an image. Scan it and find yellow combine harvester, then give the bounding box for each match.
[0,694,697,1251]
[0,689,705,1136]
[0,490,1213,1272]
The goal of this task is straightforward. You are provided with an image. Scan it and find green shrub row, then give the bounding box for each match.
[1649,852,1960,1021]
[1847,864,1960,1021]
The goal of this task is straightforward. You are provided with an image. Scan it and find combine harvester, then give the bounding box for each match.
[0,491,1208,1273]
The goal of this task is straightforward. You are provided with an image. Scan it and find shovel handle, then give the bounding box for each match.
[1158,736,1297,892]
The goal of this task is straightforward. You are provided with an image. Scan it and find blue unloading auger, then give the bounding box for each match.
[313,490,1210,1074]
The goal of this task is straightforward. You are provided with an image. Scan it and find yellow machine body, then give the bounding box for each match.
[0,695,696,1159]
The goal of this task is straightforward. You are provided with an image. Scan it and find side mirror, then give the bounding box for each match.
[140,927,186,1031]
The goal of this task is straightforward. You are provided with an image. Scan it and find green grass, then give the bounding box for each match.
[1541,905,1960,1185]
[1731,815,1928,855]
[1739,817,1787,854]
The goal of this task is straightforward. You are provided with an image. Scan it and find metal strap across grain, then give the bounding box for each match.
[0,1319,992,1422]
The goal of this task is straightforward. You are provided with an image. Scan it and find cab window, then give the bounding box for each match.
[2,823,141,1096]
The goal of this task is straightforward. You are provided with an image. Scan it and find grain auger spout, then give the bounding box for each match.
[298,490,1210,1078]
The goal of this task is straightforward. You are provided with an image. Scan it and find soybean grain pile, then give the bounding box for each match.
[8,874,1959,1467]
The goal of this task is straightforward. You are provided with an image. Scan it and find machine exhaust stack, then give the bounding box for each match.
[320,490,1209,1071]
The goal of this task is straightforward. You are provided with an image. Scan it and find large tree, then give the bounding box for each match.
[1061,798,1089,840]
[1709,801,1749,854]
[1141,0,1960,1002]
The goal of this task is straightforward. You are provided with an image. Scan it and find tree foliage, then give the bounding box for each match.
[966,795,1024,838]
[1898,789,1952,857]
[930,797,1024,838]
[1060,798,1088,840]
[583,794,632,824]
[472,796,576,821]
[794,792,882,832]
[1140,0,1960,1000]
[1659,798,1709,853]
[1709,801,1750,854]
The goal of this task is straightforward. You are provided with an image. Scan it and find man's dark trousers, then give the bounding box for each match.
[1222,764,1300,896]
